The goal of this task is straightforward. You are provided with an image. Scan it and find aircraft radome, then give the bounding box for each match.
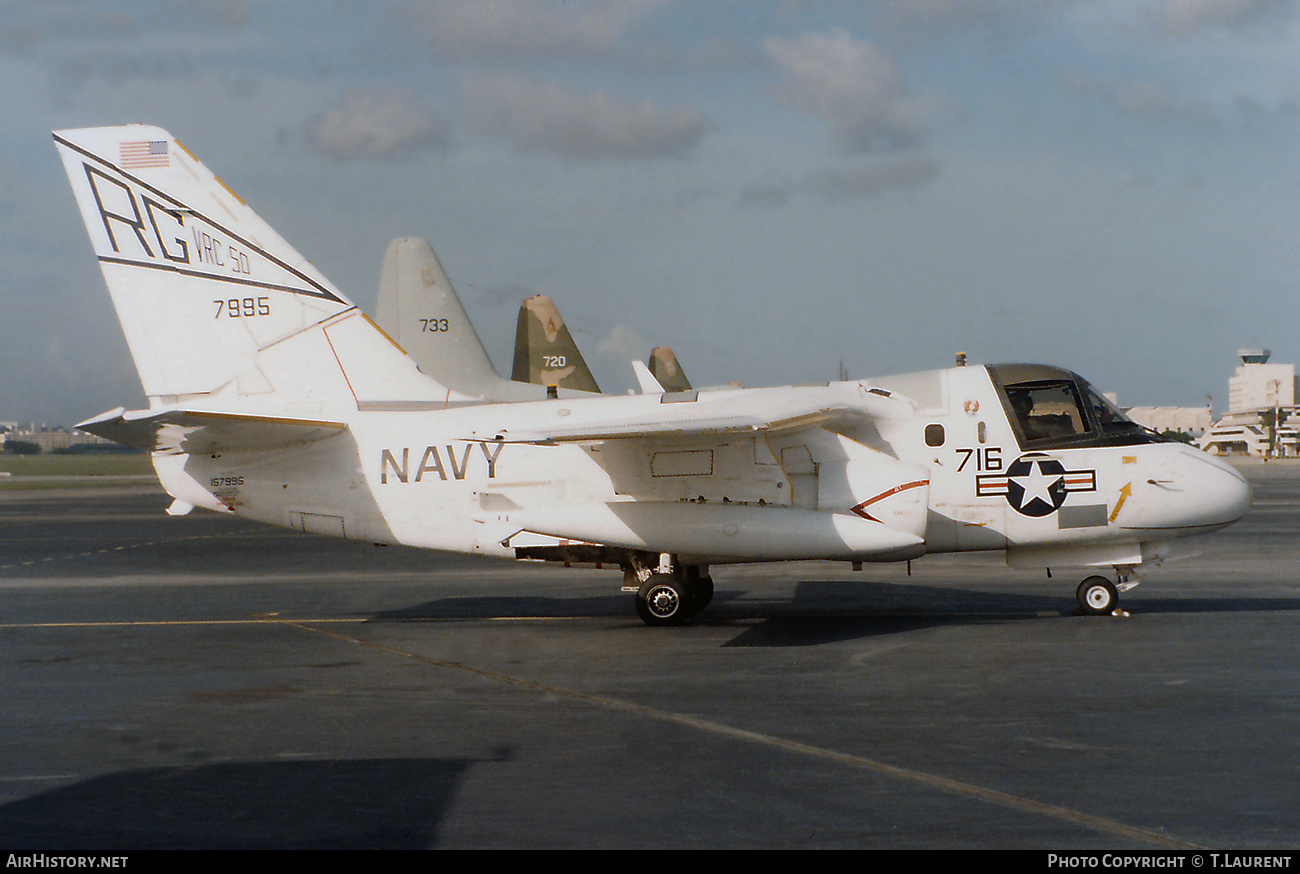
[54,125,1251,626]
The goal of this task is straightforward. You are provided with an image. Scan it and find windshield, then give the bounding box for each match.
[989,364,1165,449]
[1079,378,1156,440]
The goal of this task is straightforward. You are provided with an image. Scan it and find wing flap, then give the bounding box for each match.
[77,407,347,455]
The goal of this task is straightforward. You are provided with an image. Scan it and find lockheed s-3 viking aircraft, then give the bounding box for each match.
[54,125,1252,625]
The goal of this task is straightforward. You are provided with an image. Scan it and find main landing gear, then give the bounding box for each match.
[1075,567,1138,616]
[628,557,713,627]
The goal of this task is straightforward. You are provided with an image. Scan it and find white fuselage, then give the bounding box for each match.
[156,364,1250,571]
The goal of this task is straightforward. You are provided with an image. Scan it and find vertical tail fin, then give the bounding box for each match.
[373,241,608,401]
[511,295,601,393]
[374,237,516,399]
[648,346,693,393]
[54,125,444,413]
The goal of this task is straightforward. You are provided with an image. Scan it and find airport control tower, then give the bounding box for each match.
[1200,349,1300,456]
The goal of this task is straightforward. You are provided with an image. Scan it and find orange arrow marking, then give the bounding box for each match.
[1109,482,1132,523]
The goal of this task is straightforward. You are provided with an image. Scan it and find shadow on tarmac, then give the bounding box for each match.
[0,755,509,850]
[365,579,1300,648]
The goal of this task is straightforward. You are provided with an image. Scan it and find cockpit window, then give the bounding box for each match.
[1079,378,1154,440]
[1004,381,1091,442]
[989,364,1166,449]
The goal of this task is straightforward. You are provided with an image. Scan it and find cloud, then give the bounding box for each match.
[304,88,450,159]
[1233,95,1300,135]
[737,179,794,209]
[1063,71,1213,123]
[1153,0,1292,35]
[205,0,251,30]
[803,155,941,199]
[595,323,648,362]
[877,0,1054,31]
[0,23,42,54]
[398,0,667,59]
[55,50,197,87]
[764,29,951,154]
[462,76,707,159]
[739,154,941,207]
[474,282,538,307]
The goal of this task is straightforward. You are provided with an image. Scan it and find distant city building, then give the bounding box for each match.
[1125,406,1212,437]
[0,422,119,453]
[1199,350,1299,457]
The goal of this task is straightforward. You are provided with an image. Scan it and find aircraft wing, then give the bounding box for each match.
[77,407,347,455]
[469,387,914,444]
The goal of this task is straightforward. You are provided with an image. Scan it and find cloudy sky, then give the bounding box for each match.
[2,0,1298,425]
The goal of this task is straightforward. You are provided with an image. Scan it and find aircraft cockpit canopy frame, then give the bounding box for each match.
[988,363,1166,451]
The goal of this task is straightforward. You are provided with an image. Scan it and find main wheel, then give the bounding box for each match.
[636,574,689,626]
[1077,576,1118,616]
[690,575,714,613]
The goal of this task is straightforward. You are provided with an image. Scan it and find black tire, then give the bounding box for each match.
[636,574,689,626]
[1077,576,1118,616]
[691,575,714,612]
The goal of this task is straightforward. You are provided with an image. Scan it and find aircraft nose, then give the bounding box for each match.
[1173,447,1251,530]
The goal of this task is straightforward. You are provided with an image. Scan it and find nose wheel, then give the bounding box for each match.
[1077,576,1119,615]
[1076,568,1138,616]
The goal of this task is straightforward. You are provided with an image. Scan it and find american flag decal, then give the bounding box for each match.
[120,140,169,169]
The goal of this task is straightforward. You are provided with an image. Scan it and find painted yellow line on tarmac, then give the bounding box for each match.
[2,612,1207,849]
[288,620,1207,851]
[0,618,362,629]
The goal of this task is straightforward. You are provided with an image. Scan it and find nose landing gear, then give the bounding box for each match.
[1076,567,1138,616]
[1077,576,1118,615]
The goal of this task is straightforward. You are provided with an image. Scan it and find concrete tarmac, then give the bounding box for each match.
[0,462,1298,849]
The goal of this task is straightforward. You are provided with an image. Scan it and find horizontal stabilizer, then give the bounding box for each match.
[632,359,664,394]
[78,407,346,455]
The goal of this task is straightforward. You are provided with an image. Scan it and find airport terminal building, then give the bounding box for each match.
[1197,350,1299,457]
[1124,404,1212,439]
